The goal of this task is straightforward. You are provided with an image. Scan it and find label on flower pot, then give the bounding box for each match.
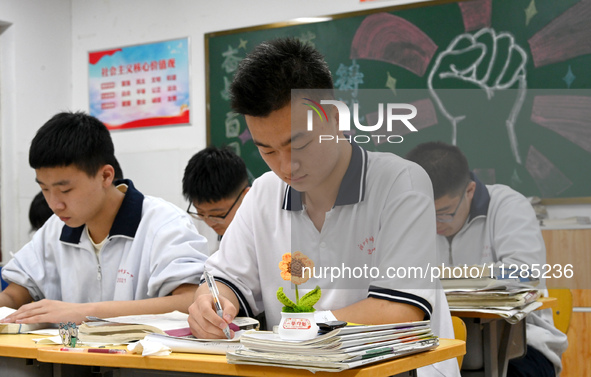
[282,317,312,330]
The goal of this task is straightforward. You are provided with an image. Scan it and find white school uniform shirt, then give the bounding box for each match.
[206,143,460,377]
[436,174,568,375]
[3,179,208,303]
[195,220,221,256]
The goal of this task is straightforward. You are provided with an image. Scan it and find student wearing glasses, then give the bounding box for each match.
[182,146,250,254]
[406,141,567,377]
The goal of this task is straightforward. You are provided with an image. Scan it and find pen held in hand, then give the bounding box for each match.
[204,270,232,340]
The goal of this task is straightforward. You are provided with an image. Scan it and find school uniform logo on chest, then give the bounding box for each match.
[482,245,491,259]
[117,269,134,284]
[358,236,376,255]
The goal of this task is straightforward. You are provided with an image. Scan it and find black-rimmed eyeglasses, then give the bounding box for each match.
[436,182,469,223]
[186,186,248,224]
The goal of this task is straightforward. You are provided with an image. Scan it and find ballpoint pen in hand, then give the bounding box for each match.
[203,269,232,339]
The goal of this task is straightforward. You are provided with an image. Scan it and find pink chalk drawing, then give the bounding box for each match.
[531,95,591,154]
[458,0,492,32]
[350,13,438,77]
[528,1,591,68]
[525,146,572,198]
[366,98,438,145]
[238,128,252,145]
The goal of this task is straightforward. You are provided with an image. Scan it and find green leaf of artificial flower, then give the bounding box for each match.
[277,287,296,309]
[298,285,321,308]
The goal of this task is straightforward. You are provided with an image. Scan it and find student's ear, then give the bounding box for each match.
[466,180,477,201]
[330,106,342,136]
[100,164,116,187]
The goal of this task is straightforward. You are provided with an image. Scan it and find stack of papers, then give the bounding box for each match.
[227,321,438,372]
[441,266,542,323]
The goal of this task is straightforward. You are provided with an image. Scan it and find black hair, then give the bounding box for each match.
[182,146,248,204]
[405,141,471,199]
[230,37,334,117]
[29,111,116,177]
[29,191,53,231]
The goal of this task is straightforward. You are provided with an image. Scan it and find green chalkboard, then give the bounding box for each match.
[205,0,591,198]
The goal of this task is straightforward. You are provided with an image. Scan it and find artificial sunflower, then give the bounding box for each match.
[278,251,314,285]
[277,251,321,312]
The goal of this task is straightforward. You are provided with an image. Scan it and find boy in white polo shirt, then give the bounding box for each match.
[406,141,567,377]
[188,38,459,376]
[0,111,208,324]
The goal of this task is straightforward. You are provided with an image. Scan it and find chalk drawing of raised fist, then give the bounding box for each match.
[428,28,527,164]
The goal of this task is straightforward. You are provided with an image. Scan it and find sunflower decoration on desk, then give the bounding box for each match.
[277,251,321,312]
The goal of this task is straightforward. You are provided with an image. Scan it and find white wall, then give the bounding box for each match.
[0,0,72,260]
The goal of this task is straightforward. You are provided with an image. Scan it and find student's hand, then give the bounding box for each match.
[1,299,88,325]
[188,293,238,339]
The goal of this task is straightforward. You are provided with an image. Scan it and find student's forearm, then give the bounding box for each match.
[332,298,424,325]
[0,284,33,310]
[85,284,198,318]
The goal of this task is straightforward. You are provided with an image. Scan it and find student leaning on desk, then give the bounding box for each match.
[0,111,209,325]
[187,37,460,377]
[407,141,568,377]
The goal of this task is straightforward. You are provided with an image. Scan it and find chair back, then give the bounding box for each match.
[451,316,467,368]
[547,288,573,334]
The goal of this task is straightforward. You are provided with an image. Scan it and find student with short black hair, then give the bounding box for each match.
[0,111,208,324]
[28,157,124,233]
[406,141,568,377]
[182,146,249,246]
[188,38,459,377]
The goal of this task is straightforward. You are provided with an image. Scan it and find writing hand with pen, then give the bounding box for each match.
[188,270,239,339]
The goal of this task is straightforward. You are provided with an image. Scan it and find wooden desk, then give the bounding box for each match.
[0,334,42,359]
[451,298,556,377]
[0,334,54,376]
[0,334,464,377]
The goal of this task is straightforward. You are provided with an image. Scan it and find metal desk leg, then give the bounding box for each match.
[481,319,527,377]
[482,320,499,377]
[498,320,526,377]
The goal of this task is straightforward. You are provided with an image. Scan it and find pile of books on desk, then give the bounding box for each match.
[227,320,438,372]
[441,265,542,322]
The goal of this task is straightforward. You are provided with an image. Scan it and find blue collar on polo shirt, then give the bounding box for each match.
[282,142,368,211]
[60,179,145,243]
[468,172,490,222]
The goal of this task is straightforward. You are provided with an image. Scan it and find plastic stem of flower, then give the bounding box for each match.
[295,284,299,304]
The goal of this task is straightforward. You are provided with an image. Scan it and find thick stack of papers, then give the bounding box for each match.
[227,320,438,372]
[441,266,542,323]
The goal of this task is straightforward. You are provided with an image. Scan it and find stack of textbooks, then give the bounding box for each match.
[226,320,438,373]
[441,265,542,322]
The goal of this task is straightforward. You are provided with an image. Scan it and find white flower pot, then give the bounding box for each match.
[277,312,319,341]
